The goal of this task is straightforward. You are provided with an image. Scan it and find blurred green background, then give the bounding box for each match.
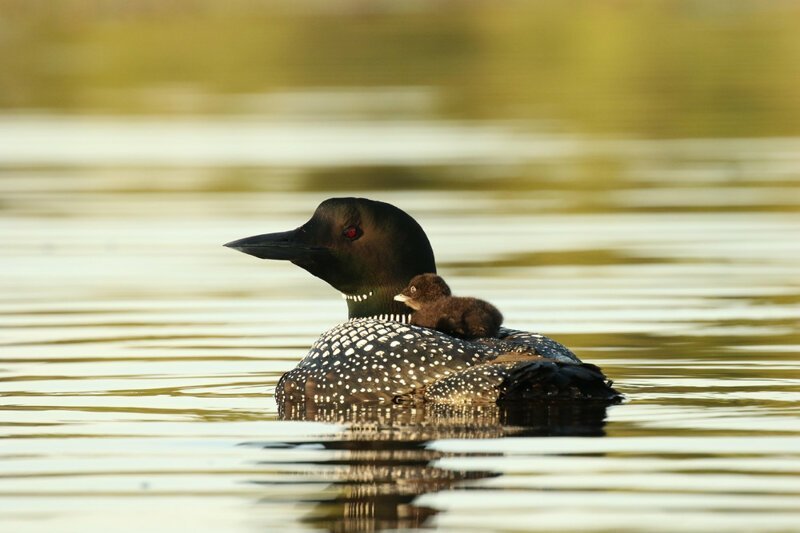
[3,0,799,138]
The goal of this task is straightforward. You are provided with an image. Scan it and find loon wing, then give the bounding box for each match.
[477,326,583,364]
[276,319,621,407]
[421,359,619,404]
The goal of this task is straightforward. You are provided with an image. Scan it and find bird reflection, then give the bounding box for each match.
[247,400,611,532]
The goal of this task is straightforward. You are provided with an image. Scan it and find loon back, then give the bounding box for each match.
[225,197,622,406]
[275,318,617,407]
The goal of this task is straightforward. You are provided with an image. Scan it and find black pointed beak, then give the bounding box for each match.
[224,230,330,261]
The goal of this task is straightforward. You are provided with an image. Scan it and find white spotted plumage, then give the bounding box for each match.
[276,317,590,405]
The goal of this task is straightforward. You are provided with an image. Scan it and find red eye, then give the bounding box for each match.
[342,225,360,240]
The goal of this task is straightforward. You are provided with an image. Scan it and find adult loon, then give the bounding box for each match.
[225,197,621,406]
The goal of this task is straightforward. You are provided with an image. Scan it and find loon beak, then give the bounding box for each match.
[393,293,410,303]
[224,230,329,261]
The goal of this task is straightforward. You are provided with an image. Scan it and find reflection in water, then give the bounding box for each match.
[248,401,610,532]
[279,400,610,438]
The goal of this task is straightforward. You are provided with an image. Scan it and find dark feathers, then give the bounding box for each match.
[396,273,503,340]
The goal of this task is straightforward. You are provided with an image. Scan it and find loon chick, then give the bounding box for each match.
[225,197,621,407]
[394,273,503,340]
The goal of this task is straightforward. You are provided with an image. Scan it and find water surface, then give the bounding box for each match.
[2,117,800,532]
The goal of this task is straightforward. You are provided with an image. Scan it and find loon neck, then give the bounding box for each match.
[348,313,412,324]
[343,286,411,319]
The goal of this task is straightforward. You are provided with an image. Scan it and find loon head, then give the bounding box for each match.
[394,273,452,311]
[225,197,436,319]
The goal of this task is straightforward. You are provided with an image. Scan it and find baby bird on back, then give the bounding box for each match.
[394,273,503,340]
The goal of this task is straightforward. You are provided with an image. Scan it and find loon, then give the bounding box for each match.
[395,273,504,340]
[225,197,621,406]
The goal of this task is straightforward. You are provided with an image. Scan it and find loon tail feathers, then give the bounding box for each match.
[418,358,623,405]
[501,360,622,403]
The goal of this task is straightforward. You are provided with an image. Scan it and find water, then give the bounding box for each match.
[2,115,799,532]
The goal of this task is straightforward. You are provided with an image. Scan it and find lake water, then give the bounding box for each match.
[2,115,800,532]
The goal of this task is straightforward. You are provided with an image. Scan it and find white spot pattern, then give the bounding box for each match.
[276,321,590,406]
